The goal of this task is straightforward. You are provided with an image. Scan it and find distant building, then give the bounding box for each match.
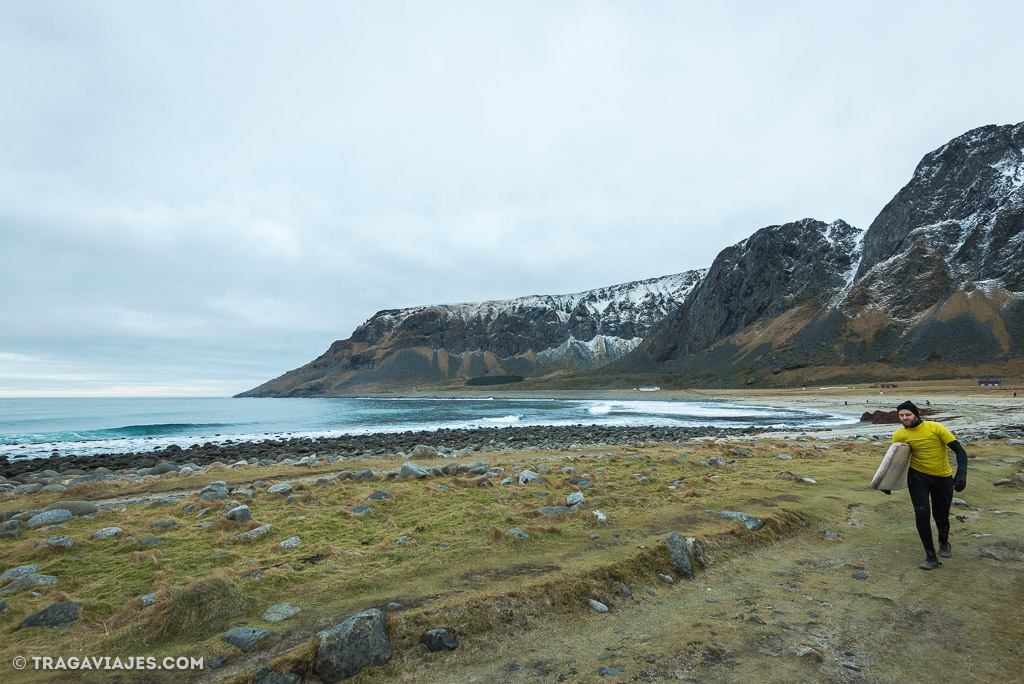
[879,383,899,389]
[978,378,1002,386]
[633,386,661,392]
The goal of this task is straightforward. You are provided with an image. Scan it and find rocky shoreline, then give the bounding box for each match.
[0,424,769,480]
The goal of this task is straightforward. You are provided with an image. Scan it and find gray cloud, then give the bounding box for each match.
[2,1,1023,395]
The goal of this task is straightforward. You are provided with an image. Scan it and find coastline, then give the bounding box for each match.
[1,386,1019,480]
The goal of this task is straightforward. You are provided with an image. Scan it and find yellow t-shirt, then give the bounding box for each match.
[892,420,956,477]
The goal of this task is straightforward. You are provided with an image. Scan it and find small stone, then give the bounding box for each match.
[519,470,540,484]
[0,565,41,583]
[538,506,571,515]
[657,573,674,584]
[19,601,83,630]
[26,509,73,529]
[852,572,869,580]
[267,483,293,495]
[400,462,431,479]
[279,536,301,548]
[350,505,374,515]
[588,599,609,613]
[220,626,274,652]
[138,537,164,545]
[229,524,272,542]
[208,655,228,669]
[566,491,585,508]
[716,511,764,530]
[396,536,413,544]
[420,628,459,652]
[140,592,158,608]
[368,490,393,500]
[824,530,840,539]
[505,528,529,539]
[1,574,58,593]
[35,536,74,550]
[151,519,178,529]
[665,531,694,579]
[227,505,253,524]
[593,510,607,523]
[262,602,302,623]
[598,666,624,676]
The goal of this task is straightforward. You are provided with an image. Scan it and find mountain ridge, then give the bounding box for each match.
[240,121,1024,396]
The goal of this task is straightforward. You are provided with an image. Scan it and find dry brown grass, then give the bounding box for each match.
[126,571,252,643]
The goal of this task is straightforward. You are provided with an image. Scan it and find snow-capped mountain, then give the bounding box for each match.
[621,121,1024,385]
[242,121,1024,395]
[238,271,705,395]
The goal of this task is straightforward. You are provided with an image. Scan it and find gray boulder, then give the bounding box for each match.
[229,524,272,542]
[45,501,98,517]
[566,492,585,508]
[588,599,609,613]
[19,601,82,630]
[26,509,73,529]
[0,564,41,584]
[716,510,764,530]
[200,481,230,501]
[686,537,707,569]
[140,592,158,608]
[420,628,459,652]
[262,602,302,623]
[279,536,301,548]
[410,445,438,459]
[505,528,529,539]
[90,527,124,540]
[314,609,394,683]
[1,574,57,593]
[267,483,293,496]
[349,505,373,515]
[400,462,430,479]
[220,626,274,652]
[227,505,253,524]
[538,506,571,515]
[518,470,540,485]
[151,519,178,529]
[150,461,180,475]
[35,536,74,550]
[665,531,694,579]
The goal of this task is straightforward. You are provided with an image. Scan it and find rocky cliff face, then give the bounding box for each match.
[621,121,1024,385]
[238,272,705,395]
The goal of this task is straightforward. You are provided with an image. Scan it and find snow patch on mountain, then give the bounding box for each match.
[368,270,706,338]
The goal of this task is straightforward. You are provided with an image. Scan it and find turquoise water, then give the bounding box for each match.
[0,396,856,460]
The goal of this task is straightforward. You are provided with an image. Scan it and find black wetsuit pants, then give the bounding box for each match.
[907,467,954,560]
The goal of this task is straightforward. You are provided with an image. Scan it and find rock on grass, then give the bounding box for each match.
[19,601,82,630]
[220,626,274,652]
[315,609,394,683]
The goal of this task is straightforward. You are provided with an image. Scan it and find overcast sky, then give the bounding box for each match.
[2,1,1023,397]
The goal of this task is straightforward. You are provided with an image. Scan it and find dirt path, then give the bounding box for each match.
[382,483,1024,683]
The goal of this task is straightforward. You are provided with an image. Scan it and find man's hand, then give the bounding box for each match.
[954,470,966,492]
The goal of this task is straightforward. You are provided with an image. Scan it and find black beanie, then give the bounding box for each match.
[896,400,920,418]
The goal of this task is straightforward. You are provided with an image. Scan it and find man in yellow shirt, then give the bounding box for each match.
[891,400,968,570]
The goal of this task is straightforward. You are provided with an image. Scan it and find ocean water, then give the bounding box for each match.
[0,396,858,461]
